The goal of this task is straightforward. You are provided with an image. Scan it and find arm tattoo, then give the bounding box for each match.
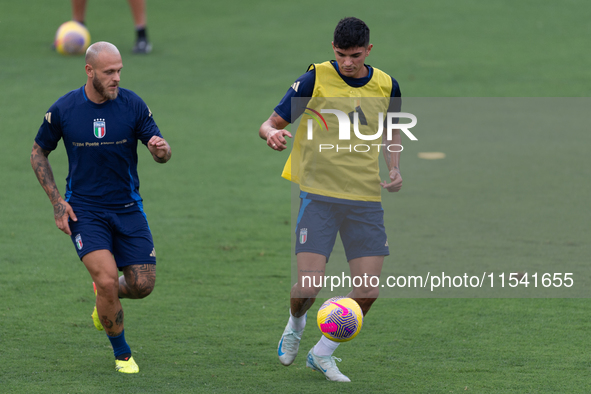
[53,202,66,220]
[151,145,171,164]
[31,144,61,204]
[153,149,171,163]
[384,150,392,170]
[268,112,285,130]
[266,111,290,134]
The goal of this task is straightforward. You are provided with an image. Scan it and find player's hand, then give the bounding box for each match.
[148,136,171,162]
[380,168,402,192]
[266,129,292,151]
[54,198,77,235]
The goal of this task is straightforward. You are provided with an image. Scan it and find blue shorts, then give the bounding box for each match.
[295,196,389,262]
[69,210,156,269]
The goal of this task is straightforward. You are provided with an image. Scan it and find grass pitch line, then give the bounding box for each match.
[418,152,446,159]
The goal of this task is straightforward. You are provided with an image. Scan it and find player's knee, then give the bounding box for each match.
[95,276,119,298]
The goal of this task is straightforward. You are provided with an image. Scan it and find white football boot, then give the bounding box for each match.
[277,321,303,366]
[306,349,351,382]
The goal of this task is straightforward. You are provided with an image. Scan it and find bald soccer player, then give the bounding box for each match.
[31,41,171,373]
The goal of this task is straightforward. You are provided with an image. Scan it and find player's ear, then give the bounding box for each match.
[366,44,373,56]
[85,64,93,78]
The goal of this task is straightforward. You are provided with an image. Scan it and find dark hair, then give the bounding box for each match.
[333,17,370,49]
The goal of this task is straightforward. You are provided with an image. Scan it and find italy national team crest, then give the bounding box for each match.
[299,228,308,244]
[75,234,83,250]
[93,119,106,138]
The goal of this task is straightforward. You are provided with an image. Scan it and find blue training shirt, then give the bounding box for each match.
[35,86,162,213]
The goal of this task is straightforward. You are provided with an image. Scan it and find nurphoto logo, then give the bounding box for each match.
[304,108,417,152]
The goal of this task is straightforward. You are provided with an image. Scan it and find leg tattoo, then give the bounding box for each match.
[115,308,124,326]
[101,316,114,329]
[120,264,156,299]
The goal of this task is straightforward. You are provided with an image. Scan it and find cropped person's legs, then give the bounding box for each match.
[71,0,87,24]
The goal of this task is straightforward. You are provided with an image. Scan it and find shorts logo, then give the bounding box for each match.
[75,234,83,250]
[149,248,156,257]
[93,119,106,138]
[299,228,308,244]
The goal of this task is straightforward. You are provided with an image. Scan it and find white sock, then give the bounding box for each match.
[289,310,306,331]
[313,335,340,357]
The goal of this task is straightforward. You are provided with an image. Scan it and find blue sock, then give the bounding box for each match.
[107,330,131,359]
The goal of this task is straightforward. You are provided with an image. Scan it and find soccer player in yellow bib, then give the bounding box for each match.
[259,17,403,382]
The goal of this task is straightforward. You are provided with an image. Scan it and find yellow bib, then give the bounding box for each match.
[282,61,393,201]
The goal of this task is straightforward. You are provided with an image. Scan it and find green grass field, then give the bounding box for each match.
[1,0,590,392]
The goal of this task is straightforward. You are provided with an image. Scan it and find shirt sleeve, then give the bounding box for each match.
[134,97,162,145]
[388,77,402,113]
[34,104,63,151]
[273,68,316,123]
[384,77,402,129]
